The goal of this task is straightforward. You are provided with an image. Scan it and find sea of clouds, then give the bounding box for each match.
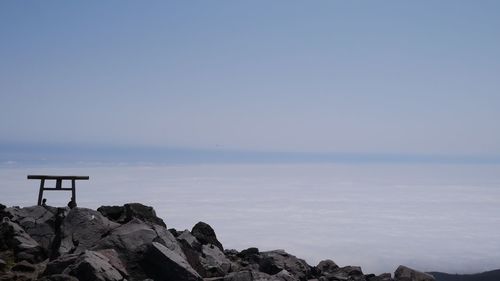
[1,163,499,274]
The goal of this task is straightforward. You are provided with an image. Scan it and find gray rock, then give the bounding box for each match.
[377,273,392,281]
[97,203,166,227]
[67,250,125,281]
[237,247,260,262]
[178,230,202,250]
[316,260,339,275]
[0,258,6,271]
[222,269,292,281]
[5,206,56,252]
[43,254,79,276]
[141,241,202,281]
[96,249,128,278]
[394,266,435,281]
[94,218,184,280]
[275,269,300,281]
[259,250,311,281]
[200,243,233,277]
[324,266,365,281]
[0,220,46,263]
[59,208,120,255]
[192,221,223,251]
[11,260,36,273]
[151,223,186,259]
[176,230,207,276]
[37,274,79,281]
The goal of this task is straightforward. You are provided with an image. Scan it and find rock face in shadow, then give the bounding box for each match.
[191,221,224,251]
[59,208,120,256]
[0,220,46,263]
[142,242,202,281]
[97,203,166,227]
[258,250,311,281]
[0,202,472,281]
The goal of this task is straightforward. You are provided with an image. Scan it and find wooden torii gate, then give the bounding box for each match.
[27,175,89,206]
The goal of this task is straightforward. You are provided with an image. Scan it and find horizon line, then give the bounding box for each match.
[1,141,500,166]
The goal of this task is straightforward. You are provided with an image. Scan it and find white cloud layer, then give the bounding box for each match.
[1,163,499,274]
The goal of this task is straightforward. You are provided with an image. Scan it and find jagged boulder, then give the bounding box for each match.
[67,250,125,281]
[2,259,44,281]
[93,218,184,279]
[219,269,296,281]
[175,229,233,278]
[321,266,366,281]
[42,254,79,276]
[42,250,126,281]
[96,249,128,278]
[394,266,435,281]
[142,241,202,281]
[0,204,10,221]
[0,258,6,271]
[192,221,223,251]
[366,273,393,281]
[5,206,57,252]
[58,207,120,256]
[224,248,259,272]
[176,230,206,276]
[200,243,233,277]
[97,203,166,227]
[0,220,46,263]
[316,259,339,275]
[37,274,79,281]
[258,250,311,281]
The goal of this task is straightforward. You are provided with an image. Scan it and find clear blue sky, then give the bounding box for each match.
[1,1,500,160]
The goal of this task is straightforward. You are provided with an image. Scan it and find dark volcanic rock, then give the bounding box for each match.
[43,251,125,281]
[237,247,260,262]
[0,204,10,221]
[0,220,46,263]
[219,269,297,281]
[37,274,79,281]
[11,260,36,273]
[366,273,393,281]
[394,265,435,281]
[58,207,120,256]
[67,250,125,281]
[192,221,223,251]
[142,241,202,281]
[42,254,79,276]
[316,259,339,275]
[5,206,57,253]
[0,258,6,271]
[0,203,455,281]
[96,248,128,278]
[321,265,366,281]
[199,243,233,277]
[175,229,232,278]
[93,218,184,280]
[258,250,311,281]
[97,203,166,227]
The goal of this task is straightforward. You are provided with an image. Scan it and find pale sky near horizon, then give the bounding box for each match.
[1,1,500,156]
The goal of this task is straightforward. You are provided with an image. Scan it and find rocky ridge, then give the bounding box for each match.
[0,202,435,281]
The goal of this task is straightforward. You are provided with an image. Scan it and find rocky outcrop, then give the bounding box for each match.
[142,242,202,281]
[192,221,224,251]
[0,203,450,281]
[258,250,311,281]
[395,265,435,281]
[59,208,120,256]
[97,203,166,227]
[0,220,46,263]
[66,250,125,281]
